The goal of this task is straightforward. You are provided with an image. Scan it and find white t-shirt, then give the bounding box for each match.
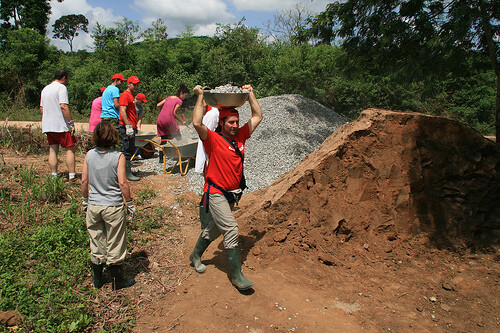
[40,81,70,133]
[195,107,219,173]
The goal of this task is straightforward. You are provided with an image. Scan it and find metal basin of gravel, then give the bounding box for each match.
[203,91,249,108]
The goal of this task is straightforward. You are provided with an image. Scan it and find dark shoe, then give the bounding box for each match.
[109,264,135,290]
[125,160,140,181]
[91,263,104,289]
[189,235,211,273]
[225,248,254,290]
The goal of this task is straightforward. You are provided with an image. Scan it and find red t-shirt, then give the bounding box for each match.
[203,123,250,194]
[119,90,138,129]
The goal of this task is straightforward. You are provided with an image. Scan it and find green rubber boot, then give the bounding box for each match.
[109,264,135,291]
[225,248,254,290]
[125,160,140,181]
[189,235,211,273]
[91,263,104,289]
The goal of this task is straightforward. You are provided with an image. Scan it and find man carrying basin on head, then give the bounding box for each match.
[189,84,263,291]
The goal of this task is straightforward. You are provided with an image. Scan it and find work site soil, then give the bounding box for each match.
[2,109,499,332]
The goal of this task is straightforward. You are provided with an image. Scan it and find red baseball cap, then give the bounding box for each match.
[136,93,147,103]
[112,73,126,81]
[219,108,239,120]
[99,86,106,93]
[127,76,141,84]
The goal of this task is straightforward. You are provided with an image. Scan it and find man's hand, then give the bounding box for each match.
[68,120,75,136]
[126,199,136,220]
[193,85,204,96]
[126,124,134,137]
[82,197,88,213]
[242,84,253,93]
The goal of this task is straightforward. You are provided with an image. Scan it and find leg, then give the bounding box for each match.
[103,205,135,290]
[64,145,76,175]
[86,204,107,288]
[189,234,212,273]
[48,144,59,175]
[206,194,253,290]
[120,125,140,181]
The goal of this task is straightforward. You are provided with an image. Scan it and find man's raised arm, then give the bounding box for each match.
[243,85,262,135]
[192,85,208,141]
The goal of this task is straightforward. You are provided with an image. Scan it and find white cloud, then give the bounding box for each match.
[231,0,331,13]
[133,0,234,36]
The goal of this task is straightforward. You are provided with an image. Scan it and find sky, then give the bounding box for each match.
[47,0,333,51]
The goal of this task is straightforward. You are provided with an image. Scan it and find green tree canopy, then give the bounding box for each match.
[52,14,89,53]
[0,0,63,38]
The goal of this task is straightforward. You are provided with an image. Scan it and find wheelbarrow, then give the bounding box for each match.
[130,132,157,161]
[138,125,199,175]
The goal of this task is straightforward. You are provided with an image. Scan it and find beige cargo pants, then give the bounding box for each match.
[86,204,127,265]
[201,193,239,249]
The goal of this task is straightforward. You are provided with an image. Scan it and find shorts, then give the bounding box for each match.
[46,132,77,148]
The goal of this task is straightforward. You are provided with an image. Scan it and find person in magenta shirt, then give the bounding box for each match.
[156,83,189,140]
[89,87,106,132]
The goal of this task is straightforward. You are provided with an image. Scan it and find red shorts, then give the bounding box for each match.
[46,132,77,148]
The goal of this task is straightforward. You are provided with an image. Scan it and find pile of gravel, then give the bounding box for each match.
[133,94,348,194]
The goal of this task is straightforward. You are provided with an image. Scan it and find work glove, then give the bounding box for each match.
[125,124,134,137]
[82,197,88,213]
[68,120,75,136]
[126,199,136,220]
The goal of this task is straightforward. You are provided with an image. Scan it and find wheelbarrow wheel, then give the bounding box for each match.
[138,142,155,159]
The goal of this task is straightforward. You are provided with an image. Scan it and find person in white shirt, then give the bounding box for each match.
[194,101,219,174]
[40,70,77,181]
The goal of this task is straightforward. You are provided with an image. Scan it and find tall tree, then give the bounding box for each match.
[52,14,89,53]
[142,18,168,41]
[114,17,140,45]
[265,3,313,44]
[0,0,63,37]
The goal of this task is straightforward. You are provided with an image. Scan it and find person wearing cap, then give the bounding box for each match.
[40,69,77,181]
[119,76,141,181]
[101,73,126,153]
[156,83,189,140]
[135,93,148,132]
[89,86,107,132]
[188,84,263,291]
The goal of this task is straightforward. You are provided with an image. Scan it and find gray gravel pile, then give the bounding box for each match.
[133,94,348,195]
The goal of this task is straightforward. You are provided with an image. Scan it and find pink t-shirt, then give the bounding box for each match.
[89,97,102,132]
[157,96,182,137]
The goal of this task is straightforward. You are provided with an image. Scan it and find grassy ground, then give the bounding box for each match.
[0,124,168,332]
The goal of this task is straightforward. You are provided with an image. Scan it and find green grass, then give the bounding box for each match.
[0,165,171,331]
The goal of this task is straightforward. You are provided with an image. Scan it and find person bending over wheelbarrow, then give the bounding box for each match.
[189,84,263,290]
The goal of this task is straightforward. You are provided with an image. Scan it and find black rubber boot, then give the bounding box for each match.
[125,160,140,181]
[91,263,104,289]
[109,265,135,290]
[189,235,211,273]
[225,248,254,290]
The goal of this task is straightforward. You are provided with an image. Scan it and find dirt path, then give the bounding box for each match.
[127,174,500,333]
[1,120,159,134]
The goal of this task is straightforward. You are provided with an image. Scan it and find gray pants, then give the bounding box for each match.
[201,193,238,249]
[86,204,127,265]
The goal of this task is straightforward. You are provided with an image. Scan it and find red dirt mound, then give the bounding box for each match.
[236,108,500,262]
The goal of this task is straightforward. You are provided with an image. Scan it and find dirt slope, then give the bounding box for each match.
[131,109,499,332]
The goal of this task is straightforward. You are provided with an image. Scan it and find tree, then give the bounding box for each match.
[265,3,313,44]
[52,14,89,53]
[0,28,50,106]
[114,18,140,45]
[0,0,64,37]
[142,18,168,41]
